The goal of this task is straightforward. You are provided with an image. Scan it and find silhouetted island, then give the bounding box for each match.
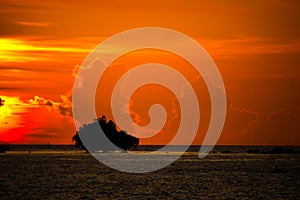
[0,98,4,107]
[246,147,299,154]
[0,144,10,153]
[72,115,139,152]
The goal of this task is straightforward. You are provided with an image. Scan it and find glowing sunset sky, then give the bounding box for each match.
[0,0,299,145]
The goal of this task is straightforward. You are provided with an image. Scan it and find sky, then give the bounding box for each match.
[0,0,299,145]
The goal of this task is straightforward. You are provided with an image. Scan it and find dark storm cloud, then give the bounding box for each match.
[0,1,52,37]
[58,105,72,116]
[27,133,57,139]
[27,126,70,139]
[0,87,23,91]
[0,0,53,10]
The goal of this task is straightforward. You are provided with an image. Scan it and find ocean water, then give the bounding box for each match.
[0,146,299,199]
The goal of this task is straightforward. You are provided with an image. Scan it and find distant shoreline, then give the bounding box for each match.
[3,144,300,147]
[1,144,299,154]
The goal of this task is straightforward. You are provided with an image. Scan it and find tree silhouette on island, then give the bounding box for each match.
[0,98,4,107]
[72,115,139,152]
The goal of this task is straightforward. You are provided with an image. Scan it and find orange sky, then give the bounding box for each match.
[0,0,299,145]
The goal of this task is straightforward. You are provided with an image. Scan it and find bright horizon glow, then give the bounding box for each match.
[0,38,91,62]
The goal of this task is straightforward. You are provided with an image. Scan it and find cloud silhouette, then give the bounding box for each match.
[72,64,81,78]
[28,93,72,116]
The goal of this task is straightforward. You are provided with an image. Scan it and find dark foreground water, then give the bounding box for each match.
[0,146,299,199]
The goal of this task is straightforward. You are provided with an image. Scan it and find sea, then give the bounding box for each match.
[0,145,299,199]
